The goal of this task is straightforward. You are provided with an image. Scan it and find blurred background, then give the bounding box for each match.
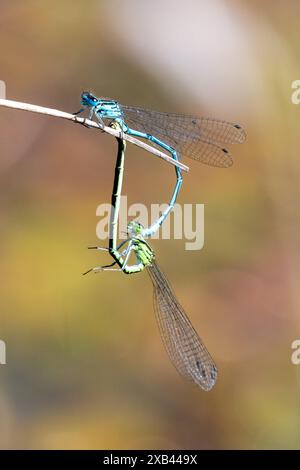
[0,0,300,450]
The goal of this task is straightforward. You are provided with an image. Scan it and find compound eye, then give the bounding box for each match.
[83,91,97,102]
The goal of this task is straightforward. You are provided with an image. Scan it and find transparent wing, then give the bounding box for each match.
[121,105,246,168]
[147,261,217,391]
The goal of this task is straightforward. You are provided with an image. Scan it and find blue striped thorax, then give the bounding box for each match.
[80,91,123,120]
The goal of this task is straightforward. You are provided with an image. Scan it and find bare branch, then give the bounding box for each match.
[0,98,189,173]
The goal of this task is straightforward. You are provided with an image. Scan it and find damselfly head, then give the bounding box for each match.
[80,91,99,107]
[127,221,144,237]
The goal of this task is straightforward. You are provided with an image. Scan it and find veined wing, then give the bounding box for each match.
[121,105,246,168]
[147,261,217,391]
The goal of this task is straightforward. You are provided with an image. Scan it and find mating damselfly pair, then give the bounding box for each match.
[78,92,246,391]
